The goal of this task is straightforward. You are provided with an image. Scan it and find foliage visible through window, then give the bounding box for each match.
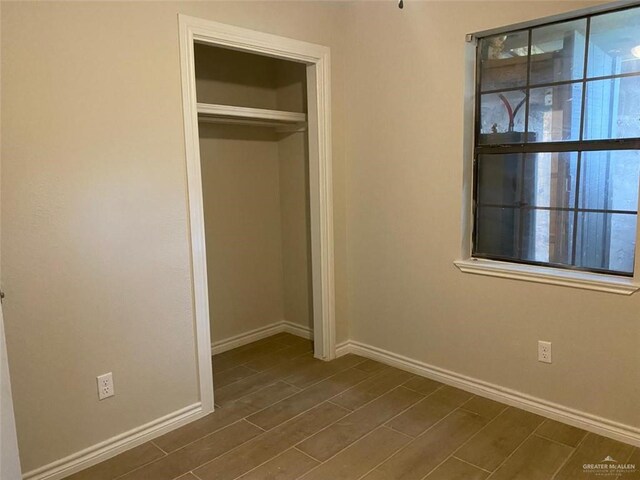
[473,5,640,276]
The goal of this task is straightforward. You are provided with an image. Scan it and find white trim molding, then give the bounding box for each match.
[23,403,205,480]
[211,321,313,355]
[178,17,336,382]
[337,340,640,448]
[211,322,287,355]
[454,258,640,295]
[282,321,314,340]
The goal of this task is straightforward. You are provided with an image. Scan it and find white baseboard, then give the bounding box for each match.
[282,321,313,340]
[211,322,285,355]
[212,320,313,354]
[23,403,204,480]
[335,340,350,357]
[337,340,640,448]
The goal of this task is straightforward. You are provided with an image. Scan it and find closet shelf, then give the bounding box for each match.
[197,103,307,130]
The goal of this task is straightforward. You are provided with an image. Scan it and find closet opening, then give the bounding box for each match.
[179,16,335,412]
[197,43,315,375]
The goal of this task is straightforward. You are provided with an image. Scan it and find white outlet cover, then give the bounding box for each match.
[538,341,552,364]
[96,372,114,400]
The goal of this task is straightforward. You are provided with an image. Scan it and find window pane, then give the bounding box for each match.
[480,31,529,91]
[478,153,577,208]
[579,150,640,212]
[575,212,637,273]
[475,206,520,258]
[477,154,523,206]
[583,76,640,140]
[479,90,527,143]
[475,206,575,265]
[521,209,575,265]
[528,83,583,142]
[587,7,640,78]
[530,19,587,85]
[523,152,578,208]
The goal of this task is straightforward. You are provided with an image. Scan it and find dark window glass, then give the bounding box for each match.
[480,31,529,92]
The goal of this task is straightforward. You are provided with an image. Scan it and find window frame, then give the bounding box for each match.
[455,0,640,295]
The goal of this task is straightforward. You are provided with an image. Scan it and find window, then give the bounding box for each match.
[472,5,640,277]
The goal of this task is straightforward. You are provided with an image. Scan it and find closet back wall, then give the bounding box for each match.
[200,125,285,343]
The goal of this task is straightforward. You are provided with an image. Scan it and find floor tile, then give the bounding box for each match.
[331,367,415,411]
[247,367,370,430]
[454,407,544,471]
[354,359,389,374]
[270,332,311,347]
[213,372,279,405]
[490,434,572,480]
[297,386,424,462]
[154,382,298,453]
[554,433,635,480]
[213,339,288,373]
[362,409,488,480]
[214,355,316,405]
[386,386,472,437]
[118,420,261,480]
[402,376,443,395]
[618,448,640,479]
[65,442,165,480]
[423,457,488,480]
[214,365,258,388]
[243,342,312,372]
[282,354,367,389]
[535,419,587,447]
[460,396,507,420]
[299,427,411,480]
[193,402,349,480]
[235,448,319,480]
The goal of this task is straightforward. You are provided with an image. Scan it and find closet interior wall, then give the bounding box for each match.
[194,44,313,345]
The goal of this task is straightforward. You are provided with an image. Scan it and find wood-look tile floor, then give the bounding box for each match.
[66,333,639,480]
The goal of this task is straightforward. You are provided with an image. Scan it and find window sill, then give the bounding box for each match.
[453,258,640,295]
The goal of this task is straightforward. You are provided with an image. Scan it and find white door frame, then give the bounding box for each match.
[178,15,336,413]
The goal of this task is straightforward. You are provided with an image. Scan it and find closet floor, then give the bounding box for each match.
[66,333,638,480]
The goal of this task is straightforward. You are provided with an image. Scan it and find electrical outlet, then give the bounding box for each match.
[538,341,552,364]
[97,372,114,400]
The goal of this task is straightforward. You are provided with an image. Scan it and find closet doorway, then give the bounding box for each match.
[178,16,335,413]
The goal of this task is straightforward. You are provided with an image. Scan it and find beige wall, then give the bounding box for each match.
[4,0,638,475]
[277,60,313,332]
[279,132,313,332]
[343,1,639,431]
[200,125,285,342]
[195,43,307,113]
[200,126,312,340]
[0,1,350,472]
